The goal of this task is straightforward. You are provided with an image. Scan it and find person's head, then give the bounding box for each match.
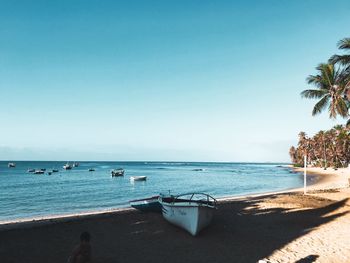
[80,231,90,244]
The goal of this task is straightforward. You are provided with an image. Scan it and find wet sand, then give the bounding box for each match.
[1,167,350,263]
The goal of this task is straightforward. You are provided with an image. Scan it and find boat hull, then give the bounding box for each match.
[8,163,16,168]
[130,197,162,212]
[130,176,147,181]
[111,169,124,177]
[161,203,215,236]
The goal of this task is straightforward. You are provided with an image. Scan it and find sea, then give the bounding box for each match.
[0,161,303,222]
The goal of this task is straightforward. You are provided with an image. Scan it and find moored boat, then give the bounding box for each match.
[129,196,162,212]
[34,170,45,174]
[88,168,95,172]
[52,169,59,173]
[130,176,147,181]
[111,168,124,177]
[63,163,72,170]
[8,163,16,168]
[27,169,35,173]
[158,193,217,236]
[73,162,79,167]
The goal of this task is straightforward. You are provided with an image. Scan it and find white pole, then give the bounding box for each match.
[304,155,307,194]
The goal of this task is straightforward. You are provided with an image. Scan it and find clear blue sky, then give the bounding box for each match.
[1,0,350,161]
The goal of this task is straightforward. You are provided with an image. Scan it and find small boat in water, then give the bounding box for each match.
[159,193,217,236]
[111,168,124,177]
[88,168,95,172]
[130,176,147,181]
[27,169,35,173]
[73,162,79,167]
[129,196,162,212]
[52,169,59,173]
[34,170,45,174]
[63,163,72,170]
[8,163,16,168]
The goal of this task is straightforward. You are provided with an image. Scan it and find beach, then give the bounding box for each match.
[2,1,350,262]
[1,167,350,263]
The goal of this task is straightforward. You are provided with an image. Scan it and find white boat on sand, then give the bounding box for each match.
[130,176,147,181]
[159,193,217,236]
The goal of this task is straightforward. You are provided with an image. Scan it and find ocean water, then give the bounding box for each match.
[0,161,303,222]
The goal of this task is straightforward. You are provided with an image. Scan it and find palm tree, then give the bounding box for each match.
[290,38,350,167]
[289,146,298,164]
[301,63,349,119]
[290,125,350,168]
[297,132,310,164]
[313,130,327,168]
[333,125,350,167]
[329,38,350,125]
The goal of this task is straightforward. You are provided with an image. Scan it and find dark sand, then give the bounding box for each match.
[0,192,347,263]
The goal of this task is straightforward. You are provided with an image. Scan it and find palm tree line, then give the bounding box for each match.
[290,38,350,168]
[289,125,350,168]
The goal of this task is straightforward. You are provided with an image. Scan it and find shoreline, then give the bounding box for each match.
[0,165,343,230]
[291,165,350,190]
[0,188,301,230]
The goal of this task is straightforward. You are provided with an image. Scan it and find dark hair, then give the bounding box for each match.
[80,231,90,242]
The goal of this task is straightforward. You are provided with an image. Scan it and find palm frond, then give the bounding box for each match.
[306,75,322,87]
[335,98,349,118]
[301,89,328,99]
[329,54,350,66]
[330,38,350,66]
[312,96,329,116]
[337,38,350,49]
[329,54,341,64]
[320,64,334,86]
[346,119,350,128]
